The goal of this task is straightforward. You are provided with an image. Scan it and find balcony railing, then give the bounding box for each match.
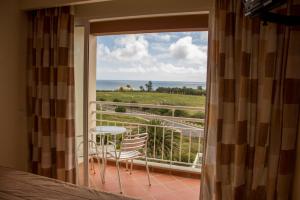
[89,101,205,171]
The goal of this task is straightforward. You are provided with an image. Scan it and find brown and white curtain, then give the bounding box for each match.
[201,0,300,199]
[27,7,76,183]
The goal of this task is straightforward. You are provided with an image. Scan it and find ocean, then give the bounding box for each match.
[96,80,206,91]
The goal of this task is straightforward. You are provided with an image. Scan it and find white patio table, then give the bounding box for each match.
[89,126,127,183]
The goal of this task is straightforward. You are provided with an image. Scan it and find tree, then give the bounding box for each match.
[139,86,145,91]
[145,81,153,92]
[119,87,124,92]
[183,86,187,94]
[126,84,131,88]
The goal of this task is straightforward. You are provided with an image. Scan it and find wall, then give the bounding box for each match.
[74,27,85,139]
[0,0,28,171]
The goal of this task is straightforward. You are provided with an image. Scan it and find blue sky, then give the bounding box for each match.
[96,31,208,82]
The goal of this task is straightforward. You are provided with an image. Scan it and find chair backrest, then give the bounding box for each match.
[120,132,148,153]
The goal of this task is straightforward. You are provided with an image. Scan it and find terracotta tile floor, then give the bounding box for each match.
[79,163,200,200]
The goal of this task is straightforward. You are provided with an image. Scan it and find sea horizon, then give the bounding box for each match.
[96,79,206,91]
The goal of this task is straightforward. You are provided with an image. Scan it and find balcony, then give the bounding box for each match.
[77,101,204,199]
[78,161,200,200]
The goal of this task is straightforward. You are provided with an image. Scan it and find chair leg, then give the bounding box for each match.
[116,160,123,194]
[89,157,92,170]
[90,157,95,174]
[145,157,151,186]
[89,157,95,174]
[96,157,103,183]
[130,159,133,175]
[102,156,107,183]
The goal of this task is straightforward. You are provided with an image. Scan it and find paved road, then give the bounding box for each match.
[101,105,204,138]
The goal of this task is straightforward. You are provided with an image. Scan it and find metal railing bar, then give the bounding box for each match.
[93,119,203,132]
[91,101,205,111]
[93,110,204,123]
[88,100,205,170]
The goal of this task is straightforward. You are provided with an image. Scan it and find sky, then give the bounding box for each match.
[96,31,208,82]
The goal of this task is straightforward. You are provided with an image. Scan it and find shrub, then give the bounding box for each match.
[174,110,188,117]
[192,111,205,119]
[115,106,126,113]
[113,98,122,102]
[157,108,171,116]
[130,100,137,103]
[98,97,106,101]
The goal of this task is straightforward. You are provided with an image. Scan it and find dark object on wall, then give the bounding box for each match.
[243,0,300,26]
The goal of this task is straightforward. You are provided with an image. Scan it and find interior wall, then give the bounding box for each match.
[74,27,85,139]
[0,0,28,171]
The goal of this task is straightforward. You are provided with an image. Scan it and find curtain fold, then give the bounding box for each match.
[27,7,76,183]
[201,0,300,199]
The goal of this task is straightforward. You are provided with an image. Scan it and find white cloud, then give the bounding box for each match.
[109,35,149,61]
[97,32,208,82]
[169,36,207,65]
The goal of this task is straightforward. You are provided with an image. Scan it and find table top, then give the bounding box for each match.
[90,126,127,135]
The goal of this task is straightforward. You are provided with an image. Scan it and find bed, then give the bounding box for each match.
[0,166,134,200]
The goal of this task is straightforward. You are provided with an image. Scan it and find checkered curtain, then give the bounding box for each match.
[201,0,300,199]
[27,7,76,183]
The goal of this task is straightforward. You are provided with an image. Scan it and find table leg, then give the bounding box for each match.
[101,135,106,184]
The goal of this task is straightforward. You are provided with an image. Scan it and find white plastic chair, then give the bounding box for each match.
[107,132,151,194]
[75,140,103,185]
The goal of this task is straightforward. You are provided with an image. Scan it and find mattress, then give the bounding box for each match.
[0,166,134,200]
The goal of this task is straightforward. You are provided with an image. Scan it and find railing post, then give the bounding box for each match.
[188,129,192,163]
[179,131,183,162]
[198,132,201,155]
[100,104,103,126]
[153,126,156,158]
[170,109,174,165]
[162,127,165,160]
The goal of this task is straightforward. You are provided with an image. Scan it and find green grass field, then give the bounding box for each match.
[96,91,205,107]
